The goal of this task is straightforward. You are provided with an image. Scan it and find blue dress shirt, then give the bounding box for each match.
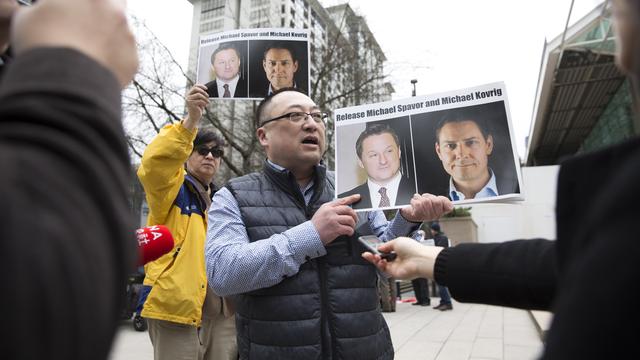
[205,162,419,296]
[449,168,499,201]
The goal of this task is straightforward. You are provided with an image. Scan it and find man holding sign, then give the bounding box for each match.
[138,85,236,360]
[206,88,452,359]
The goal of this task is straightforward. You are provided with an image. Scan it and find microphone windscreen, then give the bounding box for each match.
[136,225,174,265]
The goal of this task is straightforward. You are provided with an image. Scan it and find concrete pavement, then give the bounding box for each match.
[109,298,544,360]
[387,300,543,360]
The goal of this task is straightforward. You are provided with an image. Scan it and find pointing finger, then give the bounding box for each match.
[336,194,361,206]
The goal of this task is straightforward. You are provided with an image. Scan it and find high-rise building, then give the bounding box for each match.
[186,0,393,176]
[187,0,392,104]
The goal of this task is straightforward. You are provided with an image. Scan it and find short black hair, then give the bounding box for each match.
[355,124,400,159]
[210,43,241,65]
[263,41,298,63]
[434,109,492,143]
[194,128,225,148]
[255,87,307,126]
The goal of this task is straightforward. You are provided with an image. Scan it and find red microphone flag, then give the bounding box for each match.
[136,225,174,265]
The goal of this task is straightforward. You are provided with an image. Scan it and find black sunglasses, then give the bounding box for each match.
[195,146,224,158]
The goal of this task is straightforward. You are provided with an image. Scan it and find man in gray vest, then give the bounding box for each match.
[205,88,453,359]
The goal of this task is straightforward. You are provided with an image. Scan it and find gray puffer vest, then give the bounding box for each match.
[226,162,393,360]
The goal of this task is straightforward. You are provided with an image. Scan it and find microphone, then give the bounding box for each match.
[136,225,174,265]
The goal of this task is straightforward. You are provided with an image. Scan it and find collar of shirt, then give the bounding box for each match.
[367,171,402,208]
[449,168,498,201]
[267,81,297,96]
[217,74,240,97]
[266,159,315,205]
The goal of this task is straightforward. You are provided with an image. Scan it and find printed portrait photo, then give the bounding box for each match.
[336,116,417,211]
[197,40,249,99]
[411,101,521,202]
[248,39,309,98]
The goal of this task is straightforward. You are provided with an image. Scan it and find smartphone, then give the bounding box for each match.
[358,235,397,261]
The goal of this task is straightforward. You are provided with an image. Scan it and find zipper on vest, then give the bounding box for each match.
[317,258,337,359]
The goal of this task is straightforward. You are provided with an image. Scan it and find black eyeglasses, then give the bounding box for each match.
[195,146,224,158]
[261,111,328,127]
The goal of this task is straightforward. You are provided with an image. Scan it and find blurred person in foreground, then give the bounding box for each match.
[137,85,236,360]
[0,0,138,358]
[364,3,640,358]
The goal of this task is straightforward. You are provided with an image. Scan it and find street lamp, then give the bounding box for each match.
[411,79,417,97]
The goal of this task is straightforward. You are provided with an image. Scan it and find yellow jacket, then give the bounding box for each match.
[137,122,214,326]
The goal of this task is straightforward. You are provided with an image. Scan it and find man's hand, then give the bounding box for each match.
[312,194,360,245]
[10,0,138,88]
[362,237,443,280]
[182,85,210,130]
[400,193,453,223]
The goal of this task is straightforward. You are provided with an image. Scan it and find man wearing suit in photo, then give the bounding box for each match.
[205,43,247,98]
[340,124,416,210]
[260,42,306,97]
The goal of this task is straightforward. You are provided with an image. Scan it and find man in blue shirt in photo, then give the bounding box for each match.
[434,111,499,201]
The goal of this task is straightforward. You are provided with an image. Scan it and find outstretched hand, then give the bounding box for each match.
[362,237,443,280]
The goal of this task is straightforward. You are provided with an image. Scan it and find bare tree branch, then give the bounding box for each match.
[319,73,387,108]
[125,7,390,181]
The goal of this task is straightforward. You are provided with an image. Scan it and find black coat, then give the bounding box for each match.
[339,176,416,210]
[0,48,135,359]
[435,136,640,359]
[205,77,248,98]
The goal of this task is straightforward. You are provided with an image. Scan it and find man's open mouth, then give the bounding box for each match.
[302,136,319,145]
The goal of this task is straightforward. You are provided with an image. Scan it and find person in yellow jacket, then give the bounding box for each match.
[137,84,236,360]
